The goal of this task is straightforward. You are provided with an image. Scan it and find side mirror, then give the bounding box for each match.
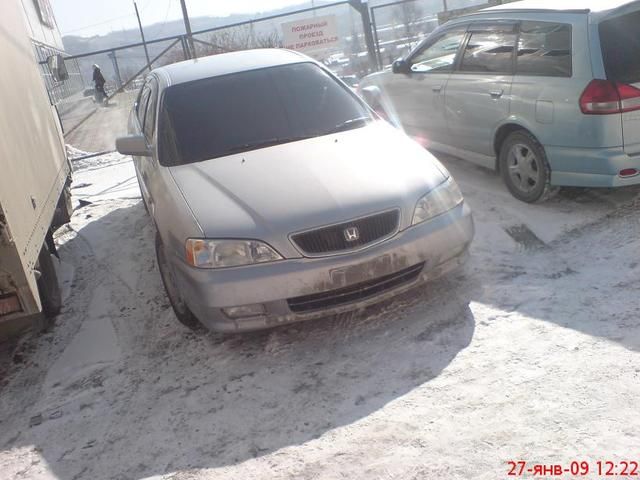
[116,135,151,157]
[47,54,69,82]
[392,59,411,74]
[360,85,382,107]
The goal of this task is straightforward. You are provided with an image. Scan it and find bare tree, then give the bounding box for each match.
[193,25,283,57]
[393,1,423,40]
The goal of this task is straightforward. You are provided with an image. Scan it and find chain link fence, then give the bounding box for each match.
[48,0,523,155]
[54,1,377,154]
[56,38,190,153]
[191,2,373,79]
[371,0,492,69]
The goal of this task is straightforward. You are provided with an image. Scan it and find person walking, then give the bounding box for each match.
[92,64,107,105]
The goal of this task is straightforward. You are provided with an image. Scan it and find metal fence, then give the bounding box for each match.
[46,0,513,153]
[189,1,374,78]
[32,41,84,104]
[49,0,379,153]
[370,0,487,69]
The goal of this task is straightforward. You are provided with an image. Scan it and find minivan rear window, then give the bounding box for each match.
[516,21,572,77]
[599,10,640,84]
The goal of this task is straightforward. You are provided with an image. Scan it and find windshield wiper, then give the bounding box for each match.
[325,116,371,135]
[221,135,316,156]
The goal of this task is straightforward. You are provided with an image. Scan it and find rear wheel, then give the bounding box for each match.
[155,232,203,331]
[499,130,558,203]
[37,243,61,319]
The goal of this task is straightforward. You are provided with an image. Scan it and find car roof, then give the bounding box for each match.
[484,0,635,14]
[153,48,310,87]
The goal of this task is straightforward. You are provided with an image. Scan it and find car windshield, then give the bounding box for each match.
[158,62,372,166]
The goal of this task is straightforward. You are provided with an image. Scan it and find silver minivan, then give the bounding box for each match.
[360,0,640,202]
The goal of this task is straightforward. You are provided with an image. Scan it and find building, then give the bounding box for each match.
[19,0,84,106]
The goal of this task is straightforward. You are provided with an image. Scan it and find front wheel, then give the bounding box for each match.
[155,232,203,331]
[499,131,558,203]
[37,244,61,318]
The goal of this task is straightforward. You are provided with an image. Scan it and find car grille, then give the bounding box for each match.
[291,209,400,256]
[287,262,424,313]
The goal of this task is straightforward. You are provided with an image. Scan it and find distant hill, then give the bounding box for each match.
[62,1,338,55]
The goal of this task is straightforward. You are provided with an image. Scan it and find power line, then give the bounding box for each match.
[61,14,133,35]
[153,0,174,38]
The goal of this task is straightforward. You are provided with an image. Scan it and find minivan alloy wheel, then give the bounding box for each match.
[499,130,557,203]
[507,143,541,194]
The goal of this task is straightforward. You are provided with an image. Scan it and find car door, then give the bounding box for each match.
[132,82,152,204]
[382,26,467,143]
[444,22,517,161]
[137,77,160,216]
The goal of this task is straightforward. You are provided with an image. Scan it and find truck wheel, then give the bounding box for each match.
[499,130,558,203]
[37,244,62,318]
[51,183,73,231]
[155,232,203,331]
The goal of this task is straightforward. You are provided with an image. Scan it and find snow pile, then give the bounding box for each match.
[66,144,129,171]
[65,144,90,159]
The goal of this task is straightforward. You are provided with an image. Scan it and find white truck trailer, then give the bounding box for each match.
[0,0,73,335]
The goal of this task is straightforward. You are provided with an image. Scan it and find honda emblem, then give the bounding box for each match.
[344,226,360,242]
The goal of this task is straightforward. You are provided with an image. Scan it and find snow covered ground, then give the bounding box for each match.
[1,149,640,480]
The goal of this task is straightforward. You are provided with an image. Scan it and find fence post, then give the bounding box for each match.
[74,58,85,89]
[349,0,379,72]
[370,7,382,70]
[180,35,191,60]
[107,50,123,89]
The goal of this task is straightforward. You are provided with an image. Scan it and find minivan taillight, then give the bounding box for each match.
[580,79,640,115]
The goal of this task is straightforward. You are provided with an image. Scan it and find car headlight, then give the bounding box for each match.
[412,177,464,226]
[185,239,282,268]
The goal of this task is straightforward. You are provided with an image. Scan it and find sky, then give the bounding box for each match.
[50,0,315,36]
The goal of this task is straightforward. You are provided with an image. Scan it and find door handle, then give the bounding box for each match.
[489,89,504,98]
[432,85,443,93]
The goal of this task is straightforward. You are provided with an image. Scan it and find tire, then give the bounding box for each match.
[52,183,73,231]
[155,232,203,331]
[37,244,61,318]
[134,170,149,214]
[499,130,558,203]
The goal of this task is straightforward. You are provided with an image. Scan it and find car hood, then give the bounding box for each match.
[169,121,448,253]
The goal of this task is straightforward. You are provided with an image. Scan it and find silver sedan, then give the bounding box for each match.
[116,49,474,333]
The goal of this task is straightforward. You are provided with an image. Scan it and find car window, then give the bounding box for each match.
[409,29,466,73]
[137,86,151,127]
[599,10,640,84]
[158,63,372,166]
[459,30,517,74]
[143,80,158,141]
[516,21,572,77]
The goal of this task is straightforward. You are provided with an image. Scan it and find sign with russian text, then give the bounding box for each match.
[282,15,339,53]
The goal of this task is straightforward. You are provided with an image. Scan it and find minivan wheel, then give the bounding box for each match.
[499,131,557,203]
[155,232,203,331]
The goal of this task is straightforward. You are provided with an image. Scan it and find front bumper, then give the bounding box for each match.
[173,202,474,332]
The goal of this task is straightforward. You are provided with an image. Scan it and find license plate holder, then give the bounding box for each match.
[330,254,392,288]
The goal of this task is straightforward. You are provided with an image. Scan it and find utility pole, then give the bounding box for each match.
[348,0,378,71]
[179,0,196,58]
[133,1,152,70]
